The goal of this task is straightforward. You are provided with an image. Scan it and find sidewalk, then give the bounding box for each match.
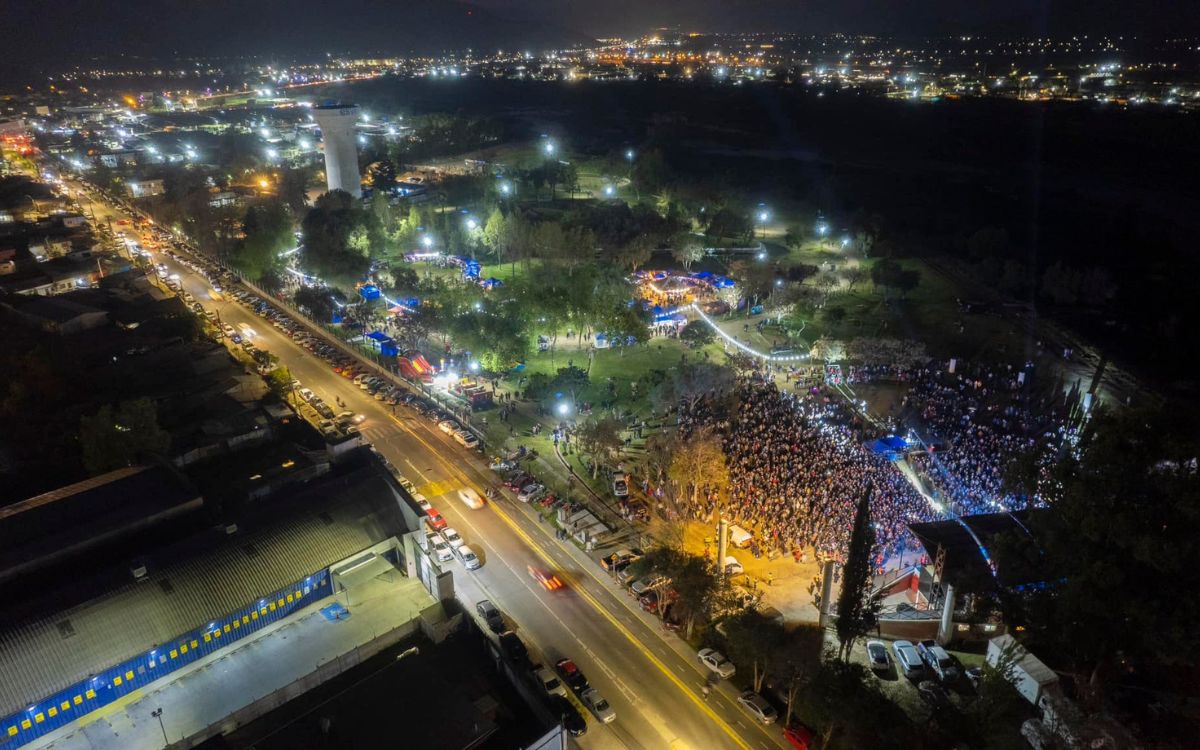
[26,576,435,750]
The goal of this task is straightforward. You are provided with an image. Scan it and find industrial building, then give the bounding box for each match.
[0,458,428,749]
[312,103,362,197]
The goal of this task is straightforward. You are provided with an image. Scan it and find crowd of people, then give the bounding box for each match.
[853,360,1076,517]
[678,375,934,566]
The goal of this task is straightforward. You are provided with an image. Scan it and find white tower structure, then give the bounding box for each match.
[312,103,361,197]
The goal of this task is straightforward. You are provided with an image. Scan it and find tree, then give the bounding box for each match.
[724,609,788,693]
[631,148,670,195]
[614,233,654,271]
[670,232,705,270]
[670,361,736,413]
[368,158,397,190]
[679,320,715,348]
[233,200,292,281]
[78,399,170,474]
[778,624,826,728]
[842,265,868,290]
[870,258,920,300]
[993,407,1200,707]
[667,427,729,510]
[265,366,294,402]
[575,416,625,478]
[835,485,881,661]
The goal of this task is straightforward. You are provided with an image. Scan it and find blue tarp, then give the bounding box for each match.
[358,285,382,300]
[865,435,910,460]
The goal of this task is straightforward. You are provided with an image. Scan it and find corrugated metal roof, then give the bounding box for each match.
[0,464,406,717]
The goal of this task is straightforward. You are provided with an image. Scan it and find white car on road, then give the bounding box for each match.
[698,648,736,678]
[457,488,485,510]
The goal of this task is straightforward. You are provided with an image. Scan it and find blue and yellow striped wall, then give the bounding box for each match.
[0,569,331,748]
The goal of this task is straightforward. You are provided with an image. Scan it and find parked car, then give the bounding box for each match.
[698,648,737,679]
[737,691,778,724]
[581,687,616,723]
[723,555,744,576]
[630,575,668,596]
[554,658,589,694]
[517,484,546,503]
[441,527,464,549]
[476,599,505,633]
[866,640,891,673]
[428,535,453,563]
[533,666,568,698]
[601,548,643,572]
[453,430,479,448]
[892,640,924,679]
[425,510,447,531]
[917,640,960,683]
[438,419,459,435]
[549,694,587,736]
[498,631,529,666]
[455,544,481,570]
[611,472,629,497]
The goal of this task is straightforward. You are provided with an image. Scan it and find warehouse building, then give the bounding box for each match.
[0,460,420,749]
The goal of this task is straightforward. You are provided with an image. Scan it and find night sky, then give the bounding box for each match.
[1,0,1197,66]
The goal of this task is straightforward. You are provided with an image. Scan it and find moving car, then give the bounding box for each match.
[476,600,505,633]
[549,695,587,737]
[528,565,563,591]
[698,648,737,679]
[866,640,891,673]
[892,640,924,679]
[581,687,616,723]
[457,487,485,510]
[554,658,589,695]
[737,691,778,724]
[455,544,481,570]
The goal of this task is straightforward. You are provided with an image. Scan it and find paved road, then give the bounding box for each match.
[66,181,791,750]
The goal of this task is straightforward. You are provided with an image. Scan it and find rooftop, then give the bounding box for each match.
[0,460,410,718]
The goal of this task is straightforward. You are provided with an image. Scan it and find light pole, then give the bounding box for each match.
[151,707,168,745]
[756,206,770,240]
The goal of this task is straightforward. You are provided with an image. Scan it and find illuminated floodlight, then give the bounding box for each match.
[298,139,310,149]
[603,185,615,197]
[625,149,635,161]
[757,251,767,261]
[265,148,278,160]
[840,236,851,248]
[543,141,556,156]
[421,235,433,248]
[469,360,480,372]
[557,402,571,416]
[466,218,478,230]
[758,210,769,223]
[815,221,830,236]
[499,181,511,195]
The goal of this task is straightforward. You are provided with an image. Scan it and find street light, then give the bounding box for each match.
[625,149,635,161]
[603,185,615,197]
[499,181,512,196]
[557,402,571,416]
[543,141,556,156]
[151,708,168,745]
[465,217,478,231]
[421,235,433,249]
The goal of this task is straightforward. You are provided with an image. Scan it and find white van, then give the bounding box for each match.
[728,524,753,549]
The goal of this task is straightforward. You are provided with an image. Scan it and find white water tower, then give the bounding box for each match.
[312,103,361,197]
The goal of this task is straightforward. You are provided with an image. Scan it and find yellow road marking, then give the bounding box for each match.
[387,414,753,750]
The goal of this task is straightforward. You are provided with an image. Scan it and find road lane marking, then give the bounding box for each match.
[381,414,752,748]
